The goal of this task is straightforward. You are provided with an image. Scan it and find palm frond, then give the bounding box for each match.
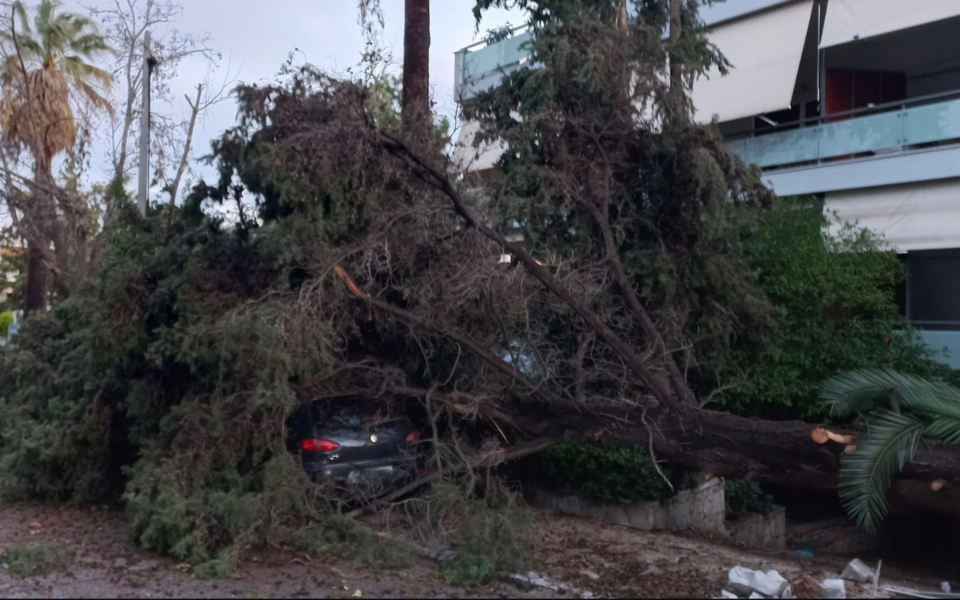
[922,415,960,445]
[822,369,960,418]
[839,409,925,532]
[13,1,32,38]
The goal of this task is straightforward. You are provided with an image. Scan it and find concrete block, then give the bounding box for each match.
[729,567,788,598]
[556,494,582,516]
[822,579,845,599]
[840,559,875,584]
[602,505,630,526]
[626,504,656,529]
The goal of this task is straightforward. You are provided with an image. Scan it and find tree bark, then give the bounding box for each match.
[168,83,203,216]
[402,0,431,137]
[23,244,46,314]
[506,403,960,519]
[668,0,684,116]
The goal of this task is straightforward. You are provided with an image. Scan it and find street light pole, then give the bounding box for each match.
[137,30,154,216]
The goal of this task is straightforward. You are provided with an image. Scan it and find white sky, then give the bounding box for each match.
[62,0,522,193]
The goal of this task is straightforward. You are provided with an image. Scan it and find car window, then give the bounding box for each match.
[310,397,405,431]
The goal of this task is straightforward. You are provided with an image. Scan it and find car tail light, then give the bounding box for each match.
[299,438,340,452]
[405,430,420,444]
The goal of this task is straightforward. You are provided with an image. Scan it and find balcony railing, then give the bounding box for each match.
[726,91,960,170]
[453,0,792,100]
[455,26,532,99]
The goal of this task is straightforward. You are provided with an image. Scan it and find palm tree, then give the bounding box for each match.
[402,0,430,136]
[821,369,960,531]
[356,0,430,136]
[0,0,113,313]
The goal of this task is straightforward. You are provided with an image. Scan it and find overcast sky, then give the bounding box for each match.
[62,0,521,194]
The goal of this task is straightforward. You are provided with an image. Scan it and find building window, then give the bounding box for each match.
[905,249,960,330]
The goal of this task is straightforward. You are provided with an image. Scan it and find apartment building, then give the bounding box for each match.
[452,0,960,367]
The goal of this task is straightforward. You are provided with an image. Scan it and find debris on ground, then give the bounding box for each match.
[790,575,825,599]
[511,572,595,599]
[729,566,791,598]
[822,579,846,599]
[841,559,876,584]
[884,586,960,599]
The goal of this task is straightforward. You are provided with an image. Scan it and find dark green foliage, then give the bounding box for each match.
[293,514,412,570]
[464,0,776,405]
[724,479,774,519]
[711,198,948,420]
[0,208,333,566]
[0,544,64,578]
[538,441,683,503]
[0,67,489,572]
[439,496,532,587]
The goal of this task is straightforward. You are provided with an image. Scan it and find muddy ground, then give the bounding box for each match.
[0,503,948,598]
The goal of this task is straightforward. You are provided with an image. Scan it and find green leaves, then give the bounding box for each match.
[822,369,960,531]
[711,198,946,420]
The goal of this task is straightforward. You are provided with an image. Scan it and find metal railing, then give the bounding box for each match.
[455,25,532,99]
[726,89,960,170]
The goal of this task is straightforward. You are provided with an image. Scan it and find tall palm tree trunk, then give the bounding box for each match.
[668,0,684,117]
[402,0,430,137]
[24,244,47,314]
[23,161,57,315]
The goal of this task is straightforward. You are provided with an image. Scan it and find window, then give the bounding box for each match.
[905,249,960,329]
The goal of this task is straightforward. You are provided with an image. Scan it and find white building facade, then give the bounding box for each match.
[452,0,960,367]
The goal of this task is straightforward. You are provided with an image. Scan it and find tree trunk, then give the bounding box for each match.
[505,403,960,519]
[23,243,46,314]
[402,0,431,137]
[668,0,684,116]
[169,84,203,216]
[23,163,57,315]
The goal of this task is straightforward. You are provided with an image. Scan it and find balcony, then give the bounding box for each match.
[726,91,960,171]
[455,26,532,100]
[453,0,794,100]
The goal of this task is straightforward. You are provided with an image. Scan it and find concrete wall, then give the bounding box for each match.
[728,507,787,548]
[527,478,726,534]
[526,478,787,548]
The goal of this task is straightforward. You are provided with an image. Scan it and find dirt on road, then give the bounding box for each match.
[0,502,946,598]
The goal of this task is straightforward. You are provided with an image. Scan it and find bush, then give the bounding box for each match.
[724,479,774,519]
[537,440,692,504]
[710,197,950,420]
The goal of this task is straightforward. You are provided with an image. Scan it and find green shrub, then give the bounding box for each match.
[711,197,950,420]
[724,479,774,519]
[537,440,689,504]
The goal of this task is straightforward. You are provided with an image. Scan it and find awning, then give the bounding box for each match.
[820,0,960,48]
[825,179,960,252]
[450,119,508,173]
[692,0,814,124]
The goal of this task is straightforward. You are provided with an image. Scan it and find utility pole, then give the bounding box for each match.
[137,30,154,216]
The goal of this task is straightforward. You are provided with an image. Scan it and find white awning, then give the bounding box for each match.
[825,179,960,252]
[820,0,960,48]
[692,0,814,124]
[450,120,508,173]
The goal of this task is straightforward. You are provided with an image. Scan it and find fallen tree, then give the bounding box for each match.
[1,0,957,574]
